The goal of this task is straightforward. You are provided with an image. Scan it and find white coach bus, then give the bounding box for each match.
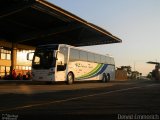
[27,44,115,84]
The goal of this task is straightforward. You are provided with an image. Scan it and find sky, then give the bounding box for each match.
[48,0,160,76]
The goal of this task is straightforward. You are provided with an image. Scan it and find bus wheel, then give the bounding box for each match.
[102,73,107,83]
[107,74,110,82]
[67,72,74,85]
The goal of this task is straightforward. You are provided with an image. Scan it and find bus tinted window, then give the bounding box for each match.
[32,51,55,69]
[80,51,87,61]
[70,48,79,61]
[105,56,110,64]
[88,53,94,62]
[101,55,106,63]
[59,46,68,63]
[110,58,115,65]
[95,54,100,63]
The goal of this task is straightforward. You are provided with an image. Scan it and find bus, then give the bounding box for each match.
[27,44,115,84]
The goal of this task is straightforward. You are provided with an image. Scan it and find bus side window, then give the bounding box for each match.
[88,53,94,62]
[57,64,66,71]
[95,54,100,63]
[101,55,105,63]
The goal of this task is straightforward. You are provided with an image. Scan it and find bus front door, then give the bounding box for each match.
[55,53,66,81]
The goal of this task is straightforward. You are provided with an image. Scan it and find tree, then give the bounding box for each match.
[117,66,132,75]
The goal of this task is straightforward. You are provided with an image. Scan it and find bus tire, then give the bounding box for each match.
[107,74,110,82]
[102,73,107,83]
[67,72,74,85]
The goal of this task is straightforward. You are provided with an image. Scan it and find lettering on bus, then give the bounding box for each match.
[75,63,87,68]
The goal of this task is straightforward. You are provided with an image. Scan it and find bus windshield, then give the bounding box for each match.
[32,46,58,69]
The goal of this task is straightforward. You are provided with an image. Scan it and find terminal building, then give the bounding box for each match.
[0,0,122,79]
[0,40,34,79]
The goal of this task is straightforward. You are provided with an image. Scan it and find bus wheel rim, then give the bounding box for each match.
[68,73,73,83]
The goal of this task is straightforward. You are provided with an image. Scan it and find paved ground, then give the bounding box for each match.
[0,79,160,120]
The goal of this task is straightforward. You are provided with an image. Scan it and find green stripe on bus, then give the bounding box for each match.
[82,64,103,79]
[77,64,103,79]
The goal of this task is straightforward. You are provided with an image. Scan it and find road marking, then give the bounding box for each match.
[0,84,158,112]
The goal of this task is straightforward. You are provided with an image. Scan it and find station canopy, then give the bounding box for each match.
[0,0,122,47]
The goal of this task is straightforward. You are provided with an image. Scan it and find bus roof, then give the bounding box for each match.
[38,44,113,58]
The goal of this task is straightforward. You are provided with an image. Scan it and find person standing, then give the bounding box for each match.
[12,69,17,80]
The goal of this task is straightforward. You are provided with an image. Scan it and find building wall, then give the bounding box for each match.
[0,59,11,66]
[0,40,35,79]
[115,70,128,80]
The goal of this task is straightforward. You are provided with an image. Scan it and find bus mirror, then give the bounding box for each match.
[27,52,34,61]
